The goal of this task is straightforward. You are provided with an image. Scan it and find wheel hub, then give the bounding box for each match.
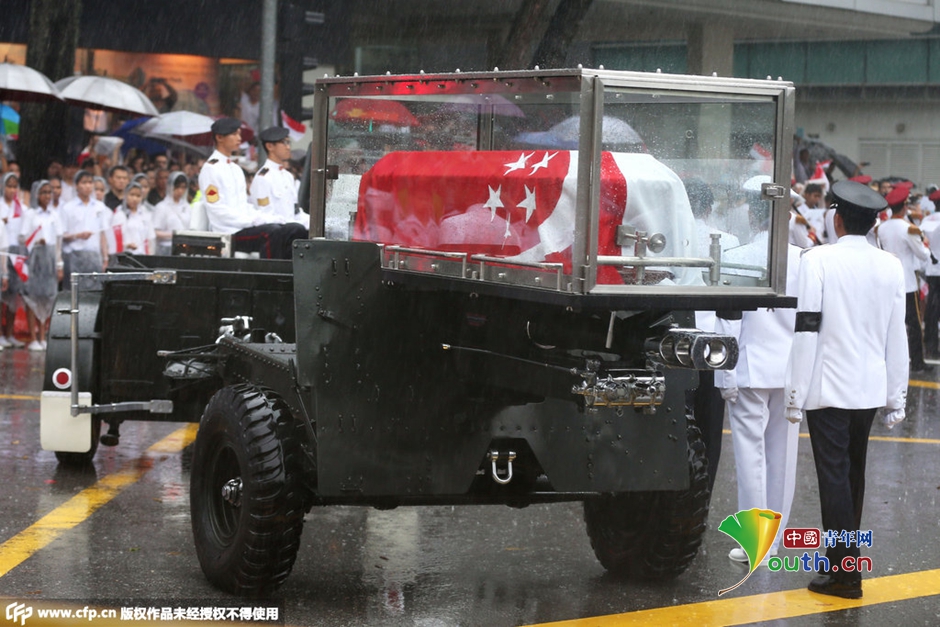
[221,478,243,507]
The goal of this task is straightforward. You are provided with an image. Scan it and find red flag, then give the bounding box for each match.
[12,254,28,282]
[281,111,306,142]
[11,196,22,218]
[113,224,123,253]
[23,225,41,253]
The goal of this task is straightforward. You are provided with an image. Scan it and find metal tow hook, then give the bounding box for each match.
[221,478,243,507]
[489,450,516,485]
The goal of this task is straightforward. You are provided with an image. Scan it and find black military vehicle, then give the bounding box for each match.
[42,68,795,595]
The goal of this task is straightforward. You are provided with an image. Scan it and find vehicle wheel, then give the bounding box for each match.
[190,384,306,596]
[54,418,101,466]
[583,414,710,580]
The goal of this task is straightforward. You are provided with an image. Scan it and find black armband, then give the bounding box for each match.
[795,311,822,332]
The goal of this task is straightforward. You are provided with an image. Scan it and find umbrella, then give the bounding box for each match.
[331,98,419,127]
[110,117,169,156]
[138,110,215,136]
[54,75,160,117]
[0,63,63,102]
[0,104,20,138]
[442,94,525,118]
[515,115,644,149]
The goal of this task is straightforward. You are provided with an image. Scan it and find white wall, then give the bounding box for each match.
[797,99,940,186]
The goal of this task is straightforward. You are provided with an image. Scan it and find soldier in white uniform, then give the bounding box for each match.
[717,243,801,564]
[198,118,307,259]
[250,126,309,228]
[876,185,932,372]
[785,181,908,600]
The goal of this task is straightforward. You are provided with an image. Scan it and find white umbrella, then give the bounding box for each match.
[138,110,215,136]
[0,63,63,102]
[54,75,160,117]
[515,115,644,149]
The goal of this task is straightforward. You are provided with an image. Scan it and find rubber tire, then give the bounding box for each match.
[190,384,306,596]
[54,418,101,466]
[583,415,710,580]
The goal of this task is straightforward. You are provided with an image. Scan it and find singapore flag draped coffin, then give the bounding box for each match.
[353,150,698,285]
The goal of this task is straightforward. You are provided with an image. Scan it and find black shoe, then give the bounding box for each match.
[808,574,862,599]
[911,363,935,374]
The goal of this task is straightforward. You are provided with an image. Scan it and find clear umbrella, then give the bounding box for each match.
[137,110,215,136]
[0,63,63,102]
[54,75,159,117]
[515,115,644,149]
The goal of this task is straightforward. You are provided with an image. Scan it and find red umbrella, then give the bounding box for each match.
[330,98,419,127]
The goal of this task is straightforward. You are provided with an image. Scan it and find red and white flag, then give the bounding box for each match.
[281,111,307,142]
[23,225,41,253]
[11,254,28,282]
[113,224,124,253]
[354,150,697,285]
[807,160,832,194]
[11,196,22,219]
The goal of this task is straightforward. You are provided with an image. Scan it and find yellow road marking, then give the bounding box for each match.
[0,393,41,401]
[0,424,198,579]
[909,379,940,389]
[527,568,940,626]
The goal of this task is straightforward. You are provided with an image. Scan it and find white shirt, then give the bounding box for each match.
[60,196,107,254]
[716,245,801,390]
[152,196,191,234]
[877,217,931,292]
[122,210,156,255]
[922,220,940,277]
[250,159,307,226]
[0,195,25,242]
[19,206,62,247]
[785,235,908,412]
[199,149,279,234]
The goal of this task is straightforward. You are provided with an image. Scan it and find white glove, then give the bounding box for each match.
[720,387,738,404]
[883,408,905,429]
[785,407,803,424]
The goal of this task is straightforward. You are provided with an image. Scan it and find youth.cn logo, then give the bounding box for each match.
[5,602,33,626]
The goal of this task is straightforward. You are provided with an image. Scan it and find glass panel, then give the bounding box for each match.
[598,87,779,288]
[319,76,783,294]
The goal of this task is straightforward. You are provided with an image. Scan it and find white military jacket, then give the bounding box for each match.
[876,217,930,293]
[785,235,908,412]
[249,159,307,227]
[198,150,277,234]
[715,244,801,390]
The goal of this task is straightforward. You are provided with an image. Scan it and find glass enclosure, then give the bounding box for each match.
[313,69,793,296]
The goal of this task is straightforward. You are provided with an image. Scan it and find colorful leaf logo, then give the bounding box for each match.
[717,508,782,596]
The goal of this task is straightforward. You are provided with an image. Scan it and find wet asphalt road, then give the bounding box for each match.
[1,348,939,626]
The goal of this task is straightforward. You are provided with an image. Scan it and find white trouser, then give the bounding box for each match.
[728,387,800,551]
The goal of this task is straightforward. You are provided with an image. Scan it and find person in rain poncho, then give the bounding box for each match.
[133,172,156,214]
[93,176,108,203]
[0,172,25,348]
[120,182,156,255]
[152,172,191,256]
[20,180,63,351]
[60,170,109,281]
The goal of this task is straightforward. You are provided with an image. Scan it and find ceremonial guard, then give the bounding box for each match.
[785,181,908,599]
[876,185,932,372]
[198,118,306,259]
[717,243,802,563]
[250,126,308,228]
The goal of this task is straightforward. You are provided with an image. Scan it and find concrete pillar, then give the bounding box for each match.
[687,21,735,78]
